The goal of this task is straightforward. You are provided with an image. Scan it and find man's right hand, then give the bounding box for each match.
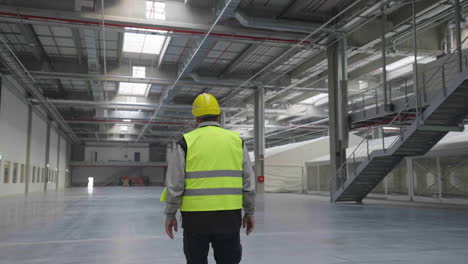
[165,216,178,239]
[242,215,255,235]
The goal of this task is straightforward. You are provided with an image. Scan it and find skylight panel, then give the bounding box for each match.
[146,1,166,20]
[119,82,150,96]
[123,30,166,55]
[133,66,146,78]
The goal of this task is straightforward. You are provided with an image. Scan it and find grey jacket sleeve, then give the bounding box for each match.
[242,143,256,216]
[164,144,186,218]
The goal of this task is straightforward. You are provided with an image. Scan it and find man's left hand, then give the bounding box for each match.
[165,216,178,239]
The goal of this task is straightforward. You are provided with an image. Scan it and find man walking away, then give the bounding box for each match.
[162,93,256,264]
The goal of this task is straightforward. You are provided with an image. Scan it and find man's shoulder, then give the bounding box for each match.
[176,137,188,153]
[221,127,241,137]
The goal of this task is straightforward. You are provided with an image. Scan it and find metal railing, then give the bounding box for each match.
[333,33,468,194]
[348,77,415,115]
[423,52,468,103]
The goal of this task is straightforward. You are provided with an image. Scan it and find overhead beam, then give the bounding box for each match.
[65,117,327,130]
[18,24,66,97]
[75,130,182,137]
[116,32,124,65]
[234,10,334,33]
[71,28,84,64]
[65,119,190,126]
[31,98,291,114]
[29,69,316,92]
[0,5,310,46]
[158,36,171,67]
[79,137,172,143]
[178,38,217,77]
[348,56,404,80]
[218,44,257,77]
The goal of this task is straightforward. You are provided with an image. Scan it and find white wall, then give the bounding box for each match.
[47,129,58,191]
[0,78,69,197]
[58,139,68,189]
[0,87,28,196]
[28,111,47,193]
[85,145,149,162]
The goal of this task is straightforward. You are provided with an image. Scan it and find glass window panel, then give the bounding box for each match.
[386,160,408,195]
[12,163,18,183]
[307,165,319,192]
[371,179,385,194]
[146,1,166,20]
[319,165,330,192]
[413,157,439,198]
[20,164,25,183]
[3,161,10,183]
[32,166,36,183]
[440,155,468,199]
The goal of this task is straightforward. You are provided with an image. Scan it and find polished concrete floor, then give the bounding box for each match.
[0,187,468,264]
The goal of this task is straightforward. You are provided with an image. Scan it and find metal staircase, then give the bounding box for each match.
[332,47,468,203]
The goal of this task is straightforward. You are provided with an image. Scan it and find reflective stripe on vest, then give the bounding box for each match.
[180,126,243,212]
[186,170,242,179]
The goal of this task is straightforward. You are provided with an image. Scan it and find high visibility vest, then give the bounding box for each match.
[180,126,244,212]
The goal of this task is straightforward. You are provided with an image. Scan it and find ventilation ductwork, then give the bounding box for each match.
[83,29,103,101]
[234,10,333,33]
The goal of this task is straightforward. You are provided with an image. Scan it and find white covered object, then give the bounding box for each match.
[249,134,363,193]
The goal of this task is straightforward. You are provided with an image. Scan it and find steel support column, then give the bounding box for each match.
[44,120,51,192]
[407,158,415,201]
[220,112,226,127]
[412,0,421,119]
[445,23,453,54]
[254,84,265,194]
[437,157,442,199]
[455,0,463,72]
[328,38,349,202]
[66,143,70,188]
[25,104,33,194]
[56,136,61,191]
[381,4,388,109]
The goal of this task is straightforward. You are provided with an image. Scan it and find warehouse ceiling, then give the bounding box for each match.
[0,0,462,148]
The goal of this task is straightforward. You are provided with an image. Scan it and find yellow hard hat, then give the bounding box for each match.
[192,93,221,117]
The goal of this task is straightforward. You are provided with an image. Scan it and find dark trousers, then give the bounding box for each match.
[183,230,242,264]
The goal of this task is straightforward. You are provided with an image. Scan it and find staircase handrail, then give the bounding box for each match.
[348,78,415,114]
[425,35,468,87]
